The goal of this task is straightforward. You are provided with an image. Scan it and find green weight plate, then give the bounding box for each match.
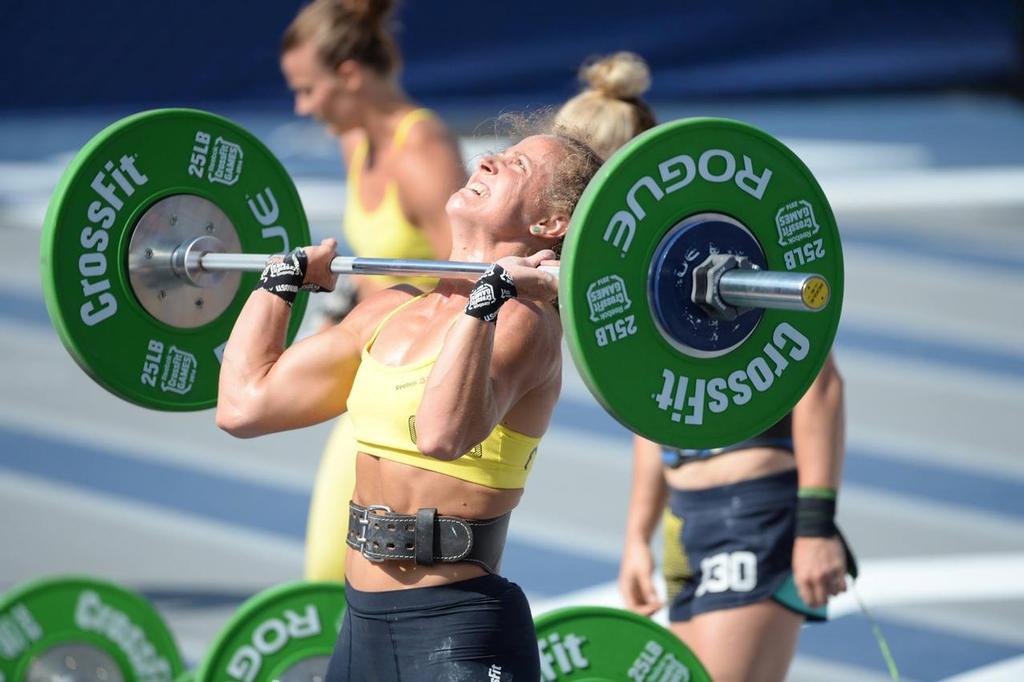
[194,582,345,682]
[41,108,310,411]
[535,606,710,681]
[561,117,843,449]
[0,576,183,682]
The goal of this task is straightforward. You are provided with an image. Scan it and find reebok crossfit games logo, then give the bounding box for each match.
[775,200,820,246]
[160,346,197,395]
[207,137,244,185]
[468,282,498,310]
[188,131,243,186]
[585,275,632,322]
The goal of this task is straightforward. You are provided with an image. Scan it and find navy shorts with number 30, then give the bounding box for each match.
[662,469,827,622]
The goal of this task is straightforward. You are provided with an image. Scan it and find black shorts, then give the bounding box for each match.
[326,574,539,682]
[663,469,827,622]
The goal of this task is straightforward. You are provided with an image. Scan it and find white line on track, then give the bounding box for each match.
[5,151,1024,232]
[819,167,1024,211]
[941,654,1024,682]
[0,471,302,590]
[529,551,1024,624]
[292,167,1024,220]
[828,552,1024,618]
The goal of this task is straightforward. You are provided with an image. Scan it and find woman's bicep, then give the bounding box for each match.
[268,328,361,415]
[487,306,561,419]
[217,288,412,436]
[218,326,361,436]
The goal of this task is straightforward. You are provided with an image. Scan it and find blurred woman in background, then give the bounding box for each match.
[279,0,466,583]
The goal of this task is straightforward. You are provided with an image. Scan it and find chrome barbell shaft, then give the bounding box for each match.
[199,253,559,279]
[719,269,830,312]
[197,252,825,312]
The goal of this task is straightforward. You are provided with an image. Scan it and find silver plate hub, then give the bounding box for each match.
[28,643,125,682]
[127,194,242,328]
[275,655,330,682]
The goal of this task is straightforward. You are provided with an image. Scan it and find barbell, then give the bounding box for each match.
[40,109,842,449]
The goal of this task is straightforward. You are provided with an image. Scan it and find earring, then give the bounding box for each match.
[530,226,542,235]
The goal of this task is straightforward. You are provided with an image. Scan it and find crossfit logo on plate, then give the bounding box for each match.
[160,346,197,395]
[653,322,810,424]
[226,605,322,682]
[75,590,173,682]
[0,603,42,659]
[586,274,632,322]
[775,200,819,246]
[77,153,149,326]
[603,149,773,256]
[538,631,590,680]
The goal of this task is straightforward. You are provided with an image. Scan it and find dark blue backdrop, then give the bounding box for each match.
[3,0,1020,111]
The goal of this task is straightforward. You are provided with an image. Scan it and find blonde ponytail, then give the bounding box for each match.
[554,51,657,160]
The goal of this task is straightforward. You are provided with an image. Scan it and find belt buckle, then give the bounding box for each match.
[355,504,392,562]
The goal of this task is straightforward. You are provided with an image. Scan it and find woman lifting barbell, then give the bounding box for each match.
[216,130,602,680]
[279,0,467,584]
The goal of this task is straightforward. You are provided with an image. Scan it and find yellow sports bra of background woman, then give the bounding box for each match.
[343,108,440,291]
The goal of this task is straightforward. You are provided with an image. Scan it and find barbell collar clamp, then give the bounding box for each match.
[691,254,756,321]
[688,253,830,318]
[170,235,229,288]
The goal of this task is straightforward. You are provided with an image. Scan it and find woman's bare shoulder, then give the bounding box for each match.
[398,115,463,169]
[333,284,422,343]
[493,300,563,368]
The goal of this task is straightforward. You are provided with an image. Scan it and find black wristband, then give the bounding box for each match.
[465,264,517,323]
[257,248,326,306]
[795,496,838,537]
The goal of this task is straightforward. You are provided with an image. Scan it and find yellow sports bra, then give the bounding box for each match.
[347,296,542,489]
[344,108,439,290]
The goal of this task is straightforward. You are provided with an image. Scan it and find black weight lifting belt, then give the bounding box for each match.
[346,501,511,574]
